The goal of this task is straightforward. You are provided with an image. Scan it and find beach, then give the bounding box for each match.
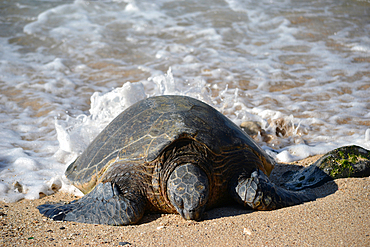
[1,1,370,245]
[2,155,369,247]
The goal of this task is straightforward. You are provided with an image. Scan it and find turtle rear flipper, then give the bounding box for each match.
[37,200,78,221]
[231,169,315,210]
[37,182,146,226]
[283,165,332,191]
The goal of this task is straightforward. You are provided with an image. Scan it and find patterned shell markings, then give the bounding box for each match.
[65,95,274,194]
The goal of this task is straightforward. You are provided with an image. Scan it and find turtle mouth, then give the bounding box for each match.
[180,208,203,221]
[166,163,210,221]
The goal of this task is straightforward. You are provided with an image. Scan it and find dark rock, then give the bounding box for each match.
[284,145,370,191]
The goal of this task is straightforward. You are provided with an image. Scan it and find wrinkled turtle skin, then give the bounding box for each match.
[38,95,315,225]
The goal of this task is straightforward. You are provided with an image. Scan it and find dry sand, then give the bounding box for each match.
[1,155,369,247]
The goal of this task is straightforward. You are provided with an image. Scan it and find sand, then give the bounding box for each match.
[1,155,369,247]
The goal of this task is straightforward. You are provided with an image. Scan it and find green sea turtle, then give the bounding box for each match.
[38,95,317,225]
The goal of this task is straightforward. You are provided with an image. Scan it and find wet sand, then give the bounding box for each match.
[1,155,369,247]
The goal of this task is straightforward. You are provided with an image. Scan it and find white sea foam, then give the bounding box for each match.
[0,0,369,202]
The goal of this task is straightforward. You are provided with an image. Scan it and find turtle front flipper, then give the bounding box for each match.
[37,182,146,225]
[231,169,315,210]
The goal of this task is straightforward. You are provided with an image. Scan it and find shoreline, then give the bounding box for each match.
[1,155,369,246]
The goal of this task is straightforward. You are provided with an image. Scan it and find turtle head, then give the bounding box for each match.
[167,163,209,221]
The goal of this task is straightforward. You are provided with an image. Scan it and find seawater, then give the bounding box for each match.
[0,0,369,202]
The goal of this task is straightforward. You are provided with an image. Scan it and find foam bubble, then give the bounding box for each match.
[13,157,39,171]
[0,183,9,195]
[365,129,370,143]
